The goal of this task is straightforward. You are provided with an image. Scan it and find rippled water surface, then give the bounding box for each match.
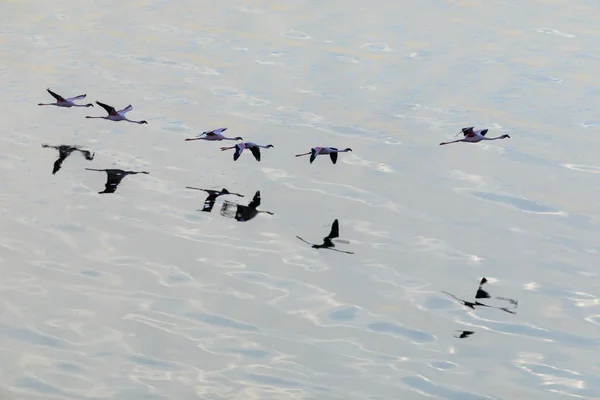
[2,1,600,399]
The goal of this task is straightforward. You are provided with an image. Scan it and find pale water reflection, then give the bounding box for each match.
[2,0,600,399]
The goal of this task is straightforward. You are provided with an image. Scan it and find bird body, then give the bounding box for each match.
[220,142,274,162]
[86,101,147,124]
[295,146,352,164]
[38,88,93,108]
[440,127,510,145]
[185,128,242,142]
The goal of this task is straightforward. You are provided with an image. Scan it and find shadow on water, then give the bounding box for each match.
[220,190,274,222]
[186,186,244,212]
[296,219,354,254]
[442,277,519,315]
[85,168,150,194]
[41,144,94,174]
[453,330,475,339]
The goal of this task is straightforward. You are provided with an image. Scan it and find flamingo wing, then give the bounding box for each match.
[96,101,118,115]
[309,148,318,163]
[67,94,87,101]
[249,146,261,162]
[118,104,133,115]
[47,88,66,102]
[329,151,338,164]
[233,144,244,161]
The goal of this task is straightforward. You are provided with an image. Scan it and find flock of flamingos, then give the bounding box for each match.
[38,87,518,338]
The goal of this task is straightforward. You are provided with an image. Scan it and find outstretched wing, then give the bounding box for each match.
[249,146,261,162]
[327,219,340,239]
[248,191,261,209]
[310,148,317,164]
[118,104,133,115]
[96,101,118,115]
[47,88,66,102]
[67,94,86,101]
[329,151,338,164]
[461,127,475,137]
[478,129,489,137]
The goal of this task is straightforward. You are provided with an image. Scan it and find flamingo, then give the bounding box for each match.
[185,128,243,142]
[86,101,147,124]
[296,219,354,254]
[439,127,510,145]
[38,88,93,108]
[86,168,149,194]
[295,147,352,164]
[42,144,95,174]
[220,142,274,162]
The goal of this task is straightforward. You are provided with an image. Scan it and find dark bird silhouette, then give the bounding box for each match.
[85,168,149,194]
[38,88,93,107]
[42,144,95,174]
[442,277,518,314]
[186,186,244,212]
[296,219,354,254]
[220,190,274,222]
[453,330,475,339]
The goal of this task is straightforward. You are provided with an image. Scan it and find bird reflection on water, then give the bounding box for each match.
[186,186,244,212]
[453,330,475,339]
[85,168,149,194]
[42,144,94,174]
[296,219,354,254]
[220,190,274,222]
[442,277,518,314]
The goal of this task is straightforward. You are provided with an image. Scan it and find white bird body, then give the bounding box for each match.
[86,101,147,124]
[295,146,352,164]
[38,88,93,108]
[440,127,510,145]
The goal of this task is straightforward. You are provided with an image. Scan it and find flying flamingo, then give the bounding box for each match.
[86,101,147,124]
[38,88,93,108]
[295,147,352,164]
[185,128,242,142]
[220,142,274,162]
[439,127,510,145]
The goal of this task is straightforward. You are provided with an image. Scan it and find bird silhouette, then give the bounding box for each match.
[296,219,354,254]
[442,277,518,314]
[186,186,244,212]
[220,190,274,222]
[453,330,475,339]
[85,168,149,194]
[42,144,95,174]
